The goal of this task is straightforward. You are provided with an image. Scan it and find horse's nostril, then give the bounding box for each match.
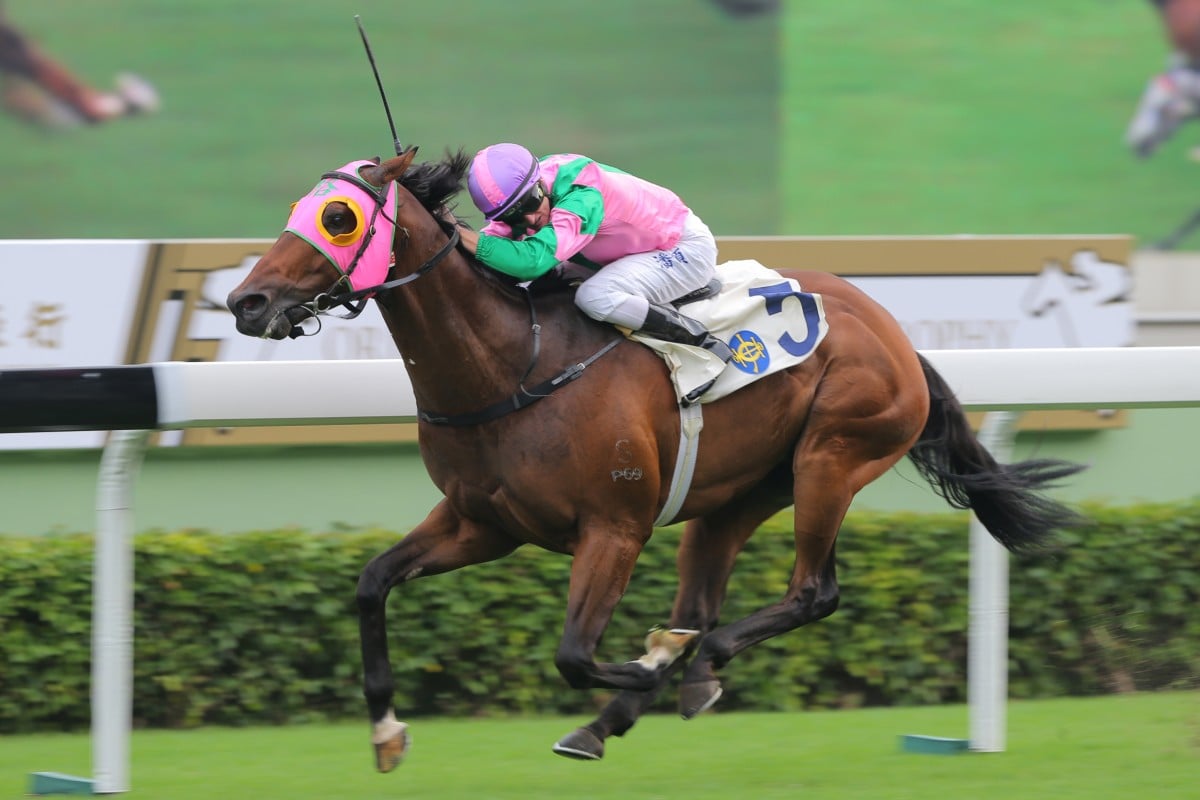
[229,293,266,319]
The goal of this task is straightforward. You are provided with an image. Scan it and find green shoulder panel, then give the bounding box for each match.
[548,157,604,235]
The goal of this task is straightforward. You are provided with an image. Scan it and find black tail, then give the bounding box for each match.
[906,354,1086,553]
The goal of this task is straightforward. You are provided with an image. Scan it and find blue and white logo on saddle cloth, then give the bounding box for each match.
[630,260,830,404]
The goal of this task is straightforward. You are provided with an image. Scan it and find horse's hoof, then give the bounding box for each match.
[552,727,604,760]
[373,722,411,772]
[679,680,723,720]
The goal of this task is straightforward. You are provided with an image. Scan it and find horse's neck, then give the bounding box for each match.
[377,223,545,413]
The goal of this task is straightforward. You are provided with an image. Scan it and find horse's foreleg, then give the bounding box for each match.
[357,501,518,772]
[553,655,690,761]
[555,501,774,760]
[552,528,666,693]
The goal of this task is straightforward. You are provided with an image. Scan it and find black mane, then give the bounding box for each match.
[391,147,570,298]
[399,148,470,213]
[391,148,517,293]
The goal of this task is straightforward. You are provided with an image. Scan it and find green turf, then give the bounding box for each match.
[783,1,1200,246]
[8,2,1195,245]
[3,692,1197,799]
[7,2,1200,246]
[0,0,776,238]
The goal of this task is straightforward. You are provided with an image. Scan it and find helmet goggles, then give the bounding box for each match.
[495,181,545,226]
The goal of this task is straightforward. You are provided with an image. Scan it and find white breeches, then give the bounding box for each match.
[573,211,718,329]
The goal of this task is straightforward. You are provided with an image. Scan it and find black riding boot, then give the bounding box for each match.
[639,304,733,404]
[640,304,734,362]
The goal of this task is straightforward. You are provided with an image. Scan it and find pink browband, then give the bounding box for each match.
[284,160,399,294]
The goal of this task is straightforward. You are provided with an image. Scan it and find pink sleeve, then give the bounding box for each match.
[548,208,595,261]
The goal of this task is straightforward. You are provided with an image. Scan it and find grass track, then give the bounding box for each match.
[3,693,1197,799]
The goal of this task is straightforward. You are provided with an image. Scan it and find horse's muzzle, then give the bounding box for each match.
[227,291,302,340]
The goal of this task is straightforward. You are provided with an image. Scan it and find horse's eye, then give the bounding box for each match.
[315,197,366,246]
[323,205,358,234]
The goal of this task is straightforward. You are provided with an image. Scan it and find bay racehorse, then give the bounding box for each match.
[226,147,1084,769]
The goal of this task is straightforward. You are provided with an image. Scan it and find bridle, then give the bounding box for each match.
[280,22,619,423]
[281,158,619,426]
[283,166,460,339]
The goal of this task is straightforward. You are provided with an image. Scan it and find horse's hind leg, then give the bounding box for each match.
[357,500,519,772]
[677,414,915,717]
[676,465,853,718]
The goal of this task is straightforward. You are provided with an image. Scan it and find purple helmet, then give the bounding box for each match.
[467,143,541,220]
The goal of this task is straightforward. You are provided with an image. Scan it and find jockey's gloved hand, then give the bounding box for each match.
[553,262,591,287]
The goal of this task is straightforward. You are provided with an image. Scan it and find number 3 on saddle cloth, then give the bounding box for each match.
[629,259,830,405]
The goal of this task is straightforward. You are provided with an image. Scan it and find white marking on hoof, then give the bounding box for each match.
[634,648,673,670]
[372,710,409,745]
[372,710,411,772]
[634,627,700,669]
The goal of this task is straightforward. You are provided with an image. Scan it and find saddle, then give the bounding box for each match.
[629,260,830,405]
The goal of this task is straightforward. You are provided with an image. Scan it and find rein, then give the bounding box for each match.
[297,226,462,324]
[418,284,621,427]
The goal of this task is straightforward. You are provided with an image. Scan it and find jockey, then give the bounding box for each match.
[458,143,733,402]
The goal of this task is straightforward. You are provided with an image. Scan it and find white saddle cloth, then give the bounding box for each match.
[629,259,830,404]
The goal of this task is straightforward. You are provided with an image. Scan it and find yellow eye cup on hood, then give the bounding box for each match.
[316,196,365,246]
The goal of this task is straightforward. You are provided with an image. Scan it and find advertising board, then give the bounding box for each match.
[0,235,1134,448]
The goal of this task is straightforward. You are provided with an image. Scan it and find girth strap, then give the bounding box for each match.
[653,402,705,527]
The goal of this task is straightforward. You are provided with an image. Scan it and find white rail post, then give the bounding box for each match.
[967,410,1020,752]
[92,429,150,794]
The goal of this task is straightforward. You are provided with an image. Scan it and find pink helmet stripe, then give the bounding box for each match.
[472,152,506,209]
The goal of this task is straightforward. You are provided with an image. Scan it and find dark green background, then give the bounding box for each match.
[784,1,1186,242]
[3,1,1197,245]
[0,0,776,237]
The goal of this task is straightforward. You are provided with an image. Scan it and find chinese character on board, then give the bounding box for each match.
[22,303,66,348]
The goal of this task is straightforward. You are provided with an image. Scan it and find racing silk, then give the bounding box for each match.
[474,154,691,281]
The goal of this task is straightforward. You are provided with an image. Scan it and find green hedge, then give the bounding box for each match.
[2,502,1197,733]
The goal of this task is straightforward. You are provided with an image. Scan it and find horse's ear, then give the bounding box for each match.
[364,146,419,186]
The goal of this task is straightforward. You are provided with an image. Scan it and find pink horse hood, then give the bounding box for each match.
[284,160,399,293]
